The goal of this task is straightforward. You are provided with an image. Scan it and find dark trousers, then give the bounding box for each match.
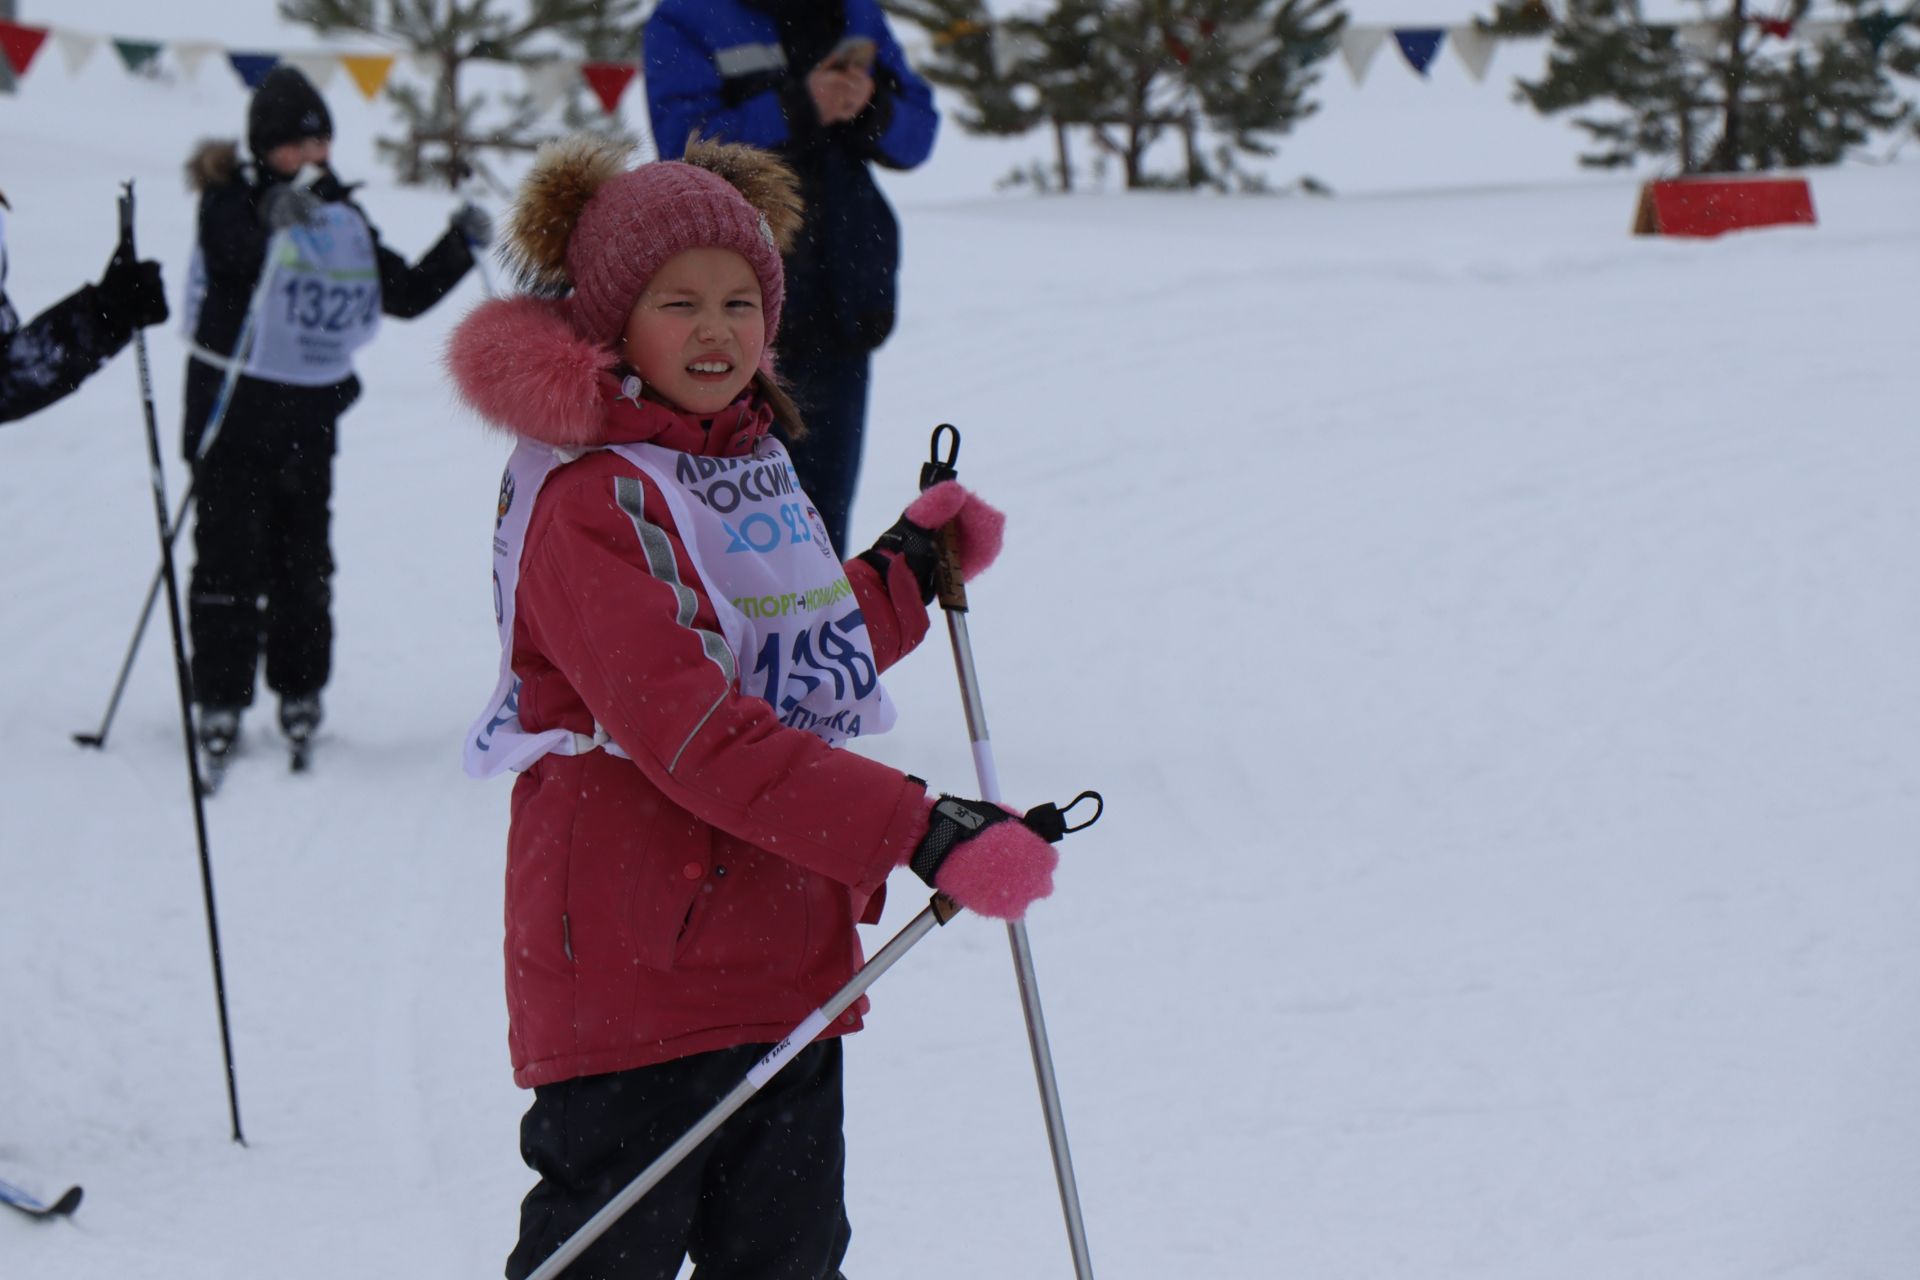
[776,347,871,554]
[187,432,335,709]
[507,1040,852,1280]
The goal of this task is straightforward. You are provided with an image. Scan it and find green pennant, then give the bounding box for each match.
[113,39,162,74]
[1854,11,1907,50]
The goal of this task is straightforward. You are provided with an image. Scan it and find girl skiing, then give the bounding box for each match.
[446,136,1067,1279]
[182,66,488,772]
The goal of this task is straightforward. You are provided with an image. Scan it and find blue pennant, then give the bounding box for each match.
[1394,28,1446,76]
[227,52,281,89]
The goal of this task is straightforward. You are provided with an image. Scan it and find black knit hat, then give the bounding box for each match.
[248,66,333,159]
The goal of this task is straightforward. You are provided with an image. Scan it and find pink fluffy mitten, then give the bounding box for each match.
[858,482,1005,605]
[905,795,1059,921]
[903,481,1004,583]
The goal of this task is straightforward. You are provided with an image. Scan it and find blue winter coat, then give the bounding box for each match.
[644,0,938,355]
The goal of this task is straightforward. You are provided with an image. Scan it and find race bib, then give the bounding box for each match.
[465,436,894,779]
[617,439,895,749]
[242,203,381,386]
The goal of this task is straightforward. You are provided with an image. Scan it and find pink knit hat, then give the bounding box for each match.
[502,135,804,351]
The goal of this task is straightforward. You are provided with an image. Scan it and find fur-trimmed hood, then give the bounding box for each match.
[443,294,772,455]
[444,294,619,449]
[186,139,243,193]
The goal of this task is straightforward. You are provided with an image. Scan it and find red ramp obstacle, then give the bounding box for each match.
[1633,175,1816,238]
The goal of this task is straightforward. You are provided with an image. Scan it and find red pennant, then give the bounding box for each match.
[0,21,49,78]
[1756,17,1794,38]
[581,62,638,114]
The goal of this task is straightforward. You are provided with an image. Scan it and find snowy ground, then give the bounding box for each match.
[5,8,1920,1279]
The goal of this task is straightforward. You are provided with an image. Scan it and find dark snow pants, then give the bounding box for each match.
[506,1040,851,1280]
[775,347,870,555]
[184,365,341,710]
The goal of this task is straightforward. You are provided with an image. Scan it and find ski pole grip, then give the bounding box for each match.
[920,424,970,612]
[118,180,137,254]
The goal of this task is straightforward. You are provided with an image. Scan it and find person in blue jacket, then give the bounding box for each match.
[643,0,938,552]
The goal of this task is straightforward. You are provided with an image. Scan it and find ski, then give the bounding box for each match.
[0,1177,82,1219]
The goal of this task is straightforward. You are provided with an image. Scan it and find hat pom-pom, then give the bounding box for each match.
[502,135,634,294]
[681,136,805,254]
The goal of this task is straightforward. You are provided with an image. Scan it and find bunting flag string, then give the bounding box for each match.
[0,12,1909,106]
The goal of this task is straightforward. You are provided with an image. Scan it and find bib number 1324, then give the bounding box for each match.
[281,278,376,333]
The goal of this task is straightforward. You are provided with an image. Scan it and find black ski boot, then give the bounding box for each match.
[196,705,242,795]
[279,693,322,772]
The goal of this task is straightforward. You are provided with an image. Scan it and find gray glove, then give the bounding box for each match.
[451,202,494,249]
[259,183,323,231]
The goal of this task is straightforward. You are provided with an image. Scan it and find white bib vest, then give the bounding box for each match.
[465,435,896,779]
[183,203,381,386]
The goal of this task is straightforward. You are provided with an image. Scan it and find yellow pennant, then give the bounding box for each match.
[340,53,396,100]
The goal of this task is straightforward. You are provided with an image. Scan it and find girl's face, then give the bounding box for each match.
[622,248,766,416]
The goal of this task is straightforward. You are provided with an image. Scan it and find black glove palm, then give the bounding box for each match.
[95,243,168,332]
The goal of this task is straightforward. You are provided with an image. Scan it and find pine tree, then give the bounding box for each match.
[1485,0,1917,173]
[888,0,1345,191]
[279,0,652,189]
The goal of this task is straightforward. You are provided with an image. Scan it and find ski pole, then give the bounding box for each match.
[524,892,967,1280]
[920,423,1098,1279]
[118,180,246,1146]
[72,230,289,750]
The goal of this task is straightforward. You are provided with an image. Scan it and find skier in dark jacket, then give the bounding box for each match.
[0,189,168,425]
[643,0,938,551]
[181,66,490,769]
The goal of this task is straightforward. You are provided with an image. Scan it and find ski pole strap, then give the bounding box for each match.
[908,792,1104,888]
[1020,790,1104,842]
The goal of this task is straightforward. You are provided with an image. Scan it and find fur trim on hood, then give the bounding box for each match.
[186,139,242,193]
[444,295,617,448]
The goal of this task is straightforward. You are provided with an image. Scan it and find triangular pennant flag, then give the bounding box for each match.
[113,39,164,76]
[581,61,638,114]
[1340,27,1388,84]
[340,54,396,100]
[284,52,339,89]
[172,41,220,81]
[1754,17,1794,39]
[1855,10,1907,51]
[54,30,101,75]
[1394,28,1447,76]
[1449,26,1497,81]
[0,21,50,78]
[523,59,579,114]
[228,52,281,89]
[1673,22,1719,54]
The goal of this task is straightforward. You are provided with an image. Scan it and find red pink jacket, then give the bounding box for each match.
[448,295,932,1087]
